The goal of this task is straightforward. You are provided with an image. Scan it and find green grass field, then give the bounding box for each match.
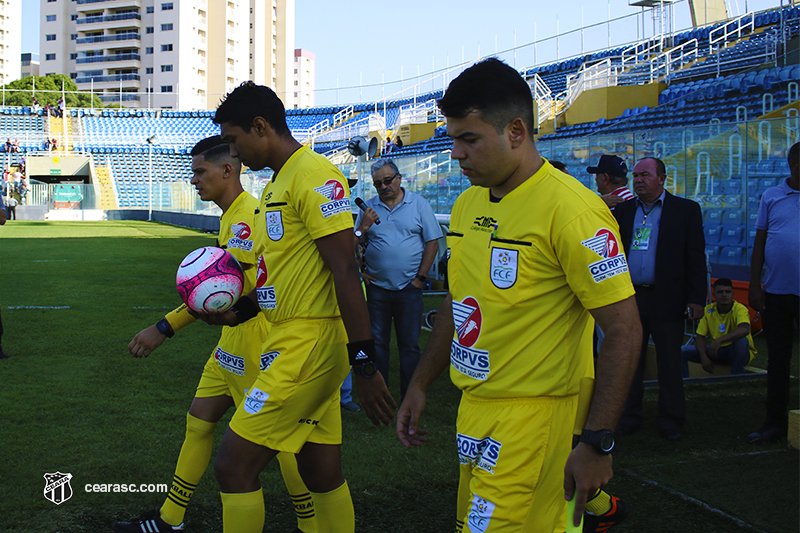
[0,221,797,533]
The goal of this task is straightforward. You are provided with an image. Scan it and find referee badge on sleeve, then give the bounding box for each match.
[490,248,517,289]
[265,211,283,241]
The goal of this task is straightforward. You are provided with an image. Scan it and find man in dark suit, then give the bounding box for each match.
[614,157,706,441]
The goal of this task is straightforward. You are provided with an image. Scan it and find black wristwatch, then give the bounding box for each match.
[156,318,175,338]
[416,274,427,282]
[353,361,377,378]
[580,429,615,455]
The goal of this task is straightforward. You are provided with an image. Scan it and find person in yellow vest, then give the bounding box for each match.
[681,277,756,377]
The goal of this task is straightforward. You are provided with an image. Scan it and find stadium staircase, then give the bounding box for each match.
[92,164,118,210]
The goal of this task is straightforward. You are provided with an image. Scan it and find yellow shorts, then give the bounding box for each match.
[229,317,349,454]
[455,392,577,533]
[195,315,271,407]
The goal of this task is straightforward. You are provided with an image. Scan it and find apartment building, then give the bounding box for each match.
[39,0,295,110]
[291,48,314,109]
[21,52,40,78]
[0,0,21,85]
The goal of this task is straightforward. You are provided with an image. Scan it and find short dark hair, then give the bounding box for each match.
[609,174,629,186]
[191,135,230,160]
[438,58,535,136]
[713,277,733,289]
[789,142,799,167]
[642,156,667,178]
[550,160,567,172]
[213,81,290,136]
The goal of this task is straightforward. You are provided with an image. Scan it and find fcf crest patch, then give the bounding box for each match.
[467,493,495,533]
[266,211,283,241]
[490,248,518,289]
[43,472,73,505]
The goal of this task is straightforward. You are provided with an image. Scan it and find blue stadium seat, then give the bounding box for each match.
[759,178,777,193]
[719,246,745,265]
[719,226,745,246]
[703,209,723,225]
[704,226,721,244]
[725,179,742,195]
[722,209,744,225]
[706,245,720,263]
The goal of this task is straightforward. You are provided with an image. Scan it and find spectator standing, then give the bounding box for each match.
[748,142,800,444]
[57,97,65,118]
[6,195,17,220]
[32,97,39,115]
[614,157,706,441]
[681,277,756,377]
[587,154,634,210]
[355,158,442,400]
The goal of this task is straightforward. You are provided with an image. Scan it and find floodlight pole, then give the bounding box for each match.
[147,134,156,221]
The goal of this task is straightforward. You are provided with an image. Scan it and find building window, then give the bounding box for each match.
[161,86,173,93]
[294,69,297,74]
[70,73,77,79]
[70,34,77,40]
[146,67,153,74]
[146,6,154,13]
[47,0,56,2]
[161,44,173,52]
[228,20,234,29]
[161,64,173,72]
[162,2,173,10]
[46,14,56,22]
[45,54,56,60]
[71,14,78,20]
[46,34,56,41]
[70,53,77,59]
[161,23,173,31]
[146,47,153,54]
[146,27,154,34]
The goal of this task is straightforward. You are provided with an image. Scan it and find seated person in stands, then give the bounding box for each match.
[394,136,403,150]
[681,277,756,377]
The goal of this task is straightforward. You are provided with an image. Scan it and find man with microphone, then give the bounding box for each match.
[354,158,442,400]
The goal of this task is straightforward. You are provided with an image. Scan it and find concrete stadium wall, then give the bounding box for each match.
[106,210,220,232]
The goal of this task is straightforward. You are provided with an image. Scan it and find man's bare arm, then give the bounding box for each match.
[413,240,439,288]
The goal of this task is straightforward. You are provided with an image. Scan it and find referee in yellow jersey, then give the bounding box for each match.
[396,59,642,533]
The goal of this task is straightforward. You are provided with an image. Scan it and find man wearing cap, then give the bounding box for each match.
[587,154,635,210]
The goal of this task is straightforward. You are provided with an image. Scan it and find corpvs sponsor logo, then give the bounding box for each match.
[260,350,279,371]
[256,255,277,309]
[467,493,496,533]
[314,179,350,218]
[457,433,502,474]
[581,228,629,283]
[215,347,246,375]
[228,222,254,251]
[43,472,73,505]
[490,248,517,289]
[265,210,283,241]
[450,297,490,381]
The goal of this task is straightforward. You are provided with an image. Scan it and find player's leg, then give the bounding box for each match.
[112,394,234,533]
[365,284,393,387]
[296,442,354,533]
[713,337,750,375]
[277,452,318,533]
[215,427,278,533]
[680,343,701,378]
[393,282,424,401]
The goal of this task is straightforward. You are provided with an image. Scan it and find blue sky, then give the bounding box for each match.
[22,0,783,105]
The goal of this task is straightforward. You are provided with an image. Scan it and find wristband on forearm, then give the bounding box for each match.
[156,318,175,338]
[347,339,376,365]
[231,296,259,324]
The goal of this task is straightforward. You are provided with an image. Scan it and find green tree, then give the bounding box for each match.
[1,75,102,108]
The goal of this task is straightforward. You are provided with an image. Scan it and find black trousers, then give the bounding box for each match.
[763,292,799,429]
[619,289,686,434]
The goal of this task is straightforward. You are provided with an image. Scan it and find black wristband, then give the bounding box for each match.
[347,339,376,366]
[156,318,175,338]
[231,296,259,324]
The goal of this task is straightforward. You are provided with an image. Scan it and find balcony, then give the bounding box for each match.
[76,0,142,11]
[76,13,142,31]
[75,74,140,84]
[76,53,141,65]
[76,33,140,45]
[98,93,141,102]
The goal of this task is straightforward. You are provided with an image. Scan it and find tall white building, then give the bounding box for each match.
[0,0,22,85]
[39,0,295,110]
[291,48,314,109]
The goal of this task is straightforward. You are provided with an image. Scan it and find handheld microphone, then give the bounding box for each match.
[354,197,380,225]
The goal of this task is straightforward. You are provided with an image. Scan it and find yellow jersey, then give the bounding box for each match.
[447,159,636,398]
[696,300,756,362]
[255,146,354,323]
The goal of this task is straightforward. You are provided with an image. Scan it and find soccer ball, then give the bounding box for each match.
[176,247,244,313]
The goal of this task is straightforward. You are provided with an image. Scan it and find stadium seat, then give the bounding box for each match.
[704,226,721,244]
[703,209,723,225]
[722,209,745,225]
[719,246,746,265]
[719,225,745,246]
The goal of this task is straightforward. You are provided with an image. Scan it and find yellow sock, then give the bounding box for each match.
[221,489,265,533]
[277,452,317,533]
[159,414,216,526]
[310,481,354,533]
[585,489,612,515]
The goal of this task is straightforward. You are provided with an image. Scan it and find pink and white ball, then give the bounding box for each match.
[176,247,244,313]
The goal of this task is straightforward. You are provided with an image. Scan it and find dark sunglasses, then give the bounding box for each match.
[373,175,398,188]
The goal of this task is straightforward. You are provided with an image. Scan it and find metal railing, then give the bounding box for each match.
[76,13,142,25]
[710,12,756,53]
[76,34,141,45]
[564,58,619,107]
[75,74,141,84]
[76,54,141,64]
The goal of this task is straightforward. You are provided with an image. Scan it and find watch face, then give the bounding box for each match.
[599,433,615,452]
